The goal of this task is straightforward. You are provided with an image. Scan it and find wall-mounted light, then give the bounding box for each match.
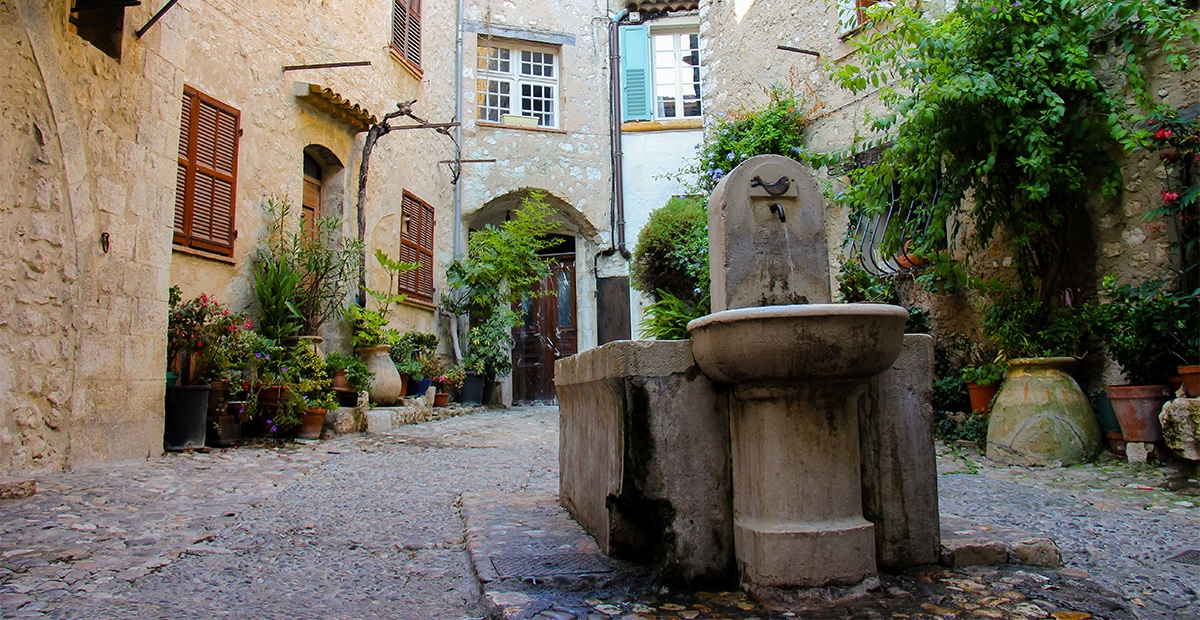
[100,232,110,253]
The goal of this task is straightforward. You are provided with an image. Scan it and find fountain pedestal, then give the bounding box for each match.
[688,303,909,592]
[731,381,876,588]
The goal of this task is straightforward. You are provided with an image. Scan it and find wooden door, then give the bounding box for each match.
[513,255,577,403]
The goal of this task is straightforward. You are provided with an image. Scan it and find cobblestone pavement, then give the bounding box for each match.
[938,443,1200,620]
[0,406,1196,619]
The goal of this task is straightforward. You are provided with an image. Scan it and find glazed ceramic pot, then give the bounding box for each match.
[986,357,1101,466]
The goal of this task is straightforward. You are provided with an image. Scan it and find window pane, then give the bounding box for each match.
[556,270,573,327]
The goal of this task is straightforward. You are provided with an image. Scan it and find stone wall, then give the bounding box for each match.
[2,3,180,472]
[0,1,458,474]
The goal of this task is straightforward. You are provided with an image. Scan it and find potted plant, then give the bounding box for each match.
[464,312,517,403]
[432,365,466,407]
[391,331,438,395]
[980,288,1100,465]
[165,286,248,450]
[349,249,418,406]
[1085,275,1194,442]
[291,344,335,440]
[244,337,303,436]
[960,357,1006,415]
[325,352,373,407]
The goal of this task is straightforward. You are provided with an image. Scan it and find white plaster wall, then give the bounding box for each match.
[620,127,703,334]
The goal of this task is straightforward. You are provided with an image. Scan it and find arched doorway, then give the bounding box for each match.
[468,189,598,404]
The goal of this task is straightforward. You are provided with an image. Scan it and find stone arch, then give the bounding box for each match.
[468,187,600,242]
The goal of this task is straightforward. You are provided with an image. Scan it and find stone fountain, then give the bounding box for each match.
[556,155,939,609]
[689,154,908,602]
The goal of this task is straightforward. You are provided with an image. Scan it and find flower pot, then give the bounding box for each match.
[356,345,403,406]
[257,385,288,409]
[460,371,484,405]
[332,370,350,391]
[1091,391,1122,434]
[164,384,211,451]
[1179,365,1200,398]
[1106,384,1171,443]
[408,377,432,397]
[1105,431,1127,457]
[966,381,1000,414]
[283,335,324,358]
[433,392,449,407]
[986,357,1101,466]
[334,388,358,407]
[296,406,327,440]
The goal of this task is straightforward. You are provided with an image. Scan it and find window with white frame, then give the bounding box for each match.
[477,40,559,128]
[652,31,701,119]
[838,0,896,34]
[619,21,701,123]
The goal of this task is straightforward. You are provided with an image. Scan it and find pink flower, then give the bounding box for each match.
[1154,128,1174,141]
[1162,190,1180,203]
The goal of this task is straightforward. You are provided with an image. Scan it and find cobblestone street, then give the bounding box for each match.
[1,406,1197,619]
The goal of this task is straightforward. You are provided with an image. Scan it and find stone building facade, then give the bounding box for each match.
[2,0,457,475]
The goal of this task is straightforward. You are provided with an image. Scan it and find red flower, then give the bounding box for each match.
[1162,190,1180,203]
[1154,129,1174,141]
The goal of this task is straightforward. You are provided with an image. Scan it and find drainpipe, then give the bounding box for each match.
[608,9,631,258]
[454,0,464,257]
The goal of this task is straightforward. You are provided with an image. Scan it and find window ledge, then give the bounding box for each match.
[476,121,567,135]
[399,295,436,311]
[172,244,237,265]
[621,118,702,132]
[388,47,424,80]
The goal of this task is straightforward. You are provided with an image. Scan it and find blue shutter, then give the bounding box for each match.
[620,24,652,122]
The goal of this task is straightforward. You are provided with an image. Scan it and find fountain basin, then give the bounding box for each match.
[687,304,910,384]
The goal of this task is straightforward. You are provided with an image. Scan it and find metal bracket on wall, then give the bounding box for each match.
[135,0,181,38]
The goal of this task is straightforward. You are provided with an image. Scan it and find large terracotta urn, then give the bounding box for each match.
[356,345,403,406]
[986,357,1101,466]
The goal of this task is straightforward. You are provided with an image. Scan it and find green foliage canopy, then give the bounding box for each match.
[831,0,1200,300]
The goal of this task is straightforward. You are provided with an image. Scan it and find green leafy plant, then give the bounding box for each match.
[960,362,1006,387]
[291,213,365,336]
[981,288,1085,359]
[324,351,374,394]
[291,344,336,411]
[433,365,467,392]
[252,197,304,342]
[631,196,710,308]
[348,249,418,348]
[692,81,822,192]
[443,191,559,376]
[835,255,897,303]
[389,331,439,378]
[831,0,1200,303]
[464,312,517,380]
[639,290,710,341]
[1084,275,1197,385]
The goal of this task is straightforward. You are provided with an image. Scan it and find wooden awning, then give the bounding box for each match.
[292,82,377,133]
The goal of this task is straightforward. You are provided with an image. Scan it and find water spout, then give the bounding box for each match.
[769,203,786,223]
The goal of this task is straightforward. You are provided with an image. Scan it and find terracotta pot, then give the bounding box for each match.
[1106,384,1171,442]
[257,385,288,409]
[966,381,1000,414]
[332,369,350,391]
[296,406,326,440]
[433,392,449,407]
[207,380,230,419]
[1179,365,1200,398]
[986,357,1101,466]
[356,345,403,406]
[1105,431,1126,457]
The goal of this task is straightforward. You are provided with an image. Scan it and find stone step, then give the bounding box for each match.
[940,514,1062,568]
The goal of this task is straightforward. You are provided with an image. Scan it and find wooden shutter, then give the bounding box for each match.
[398,191,435,303]
[392,0,422,70]
[620,24,652,122]
[174,87,239,257]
